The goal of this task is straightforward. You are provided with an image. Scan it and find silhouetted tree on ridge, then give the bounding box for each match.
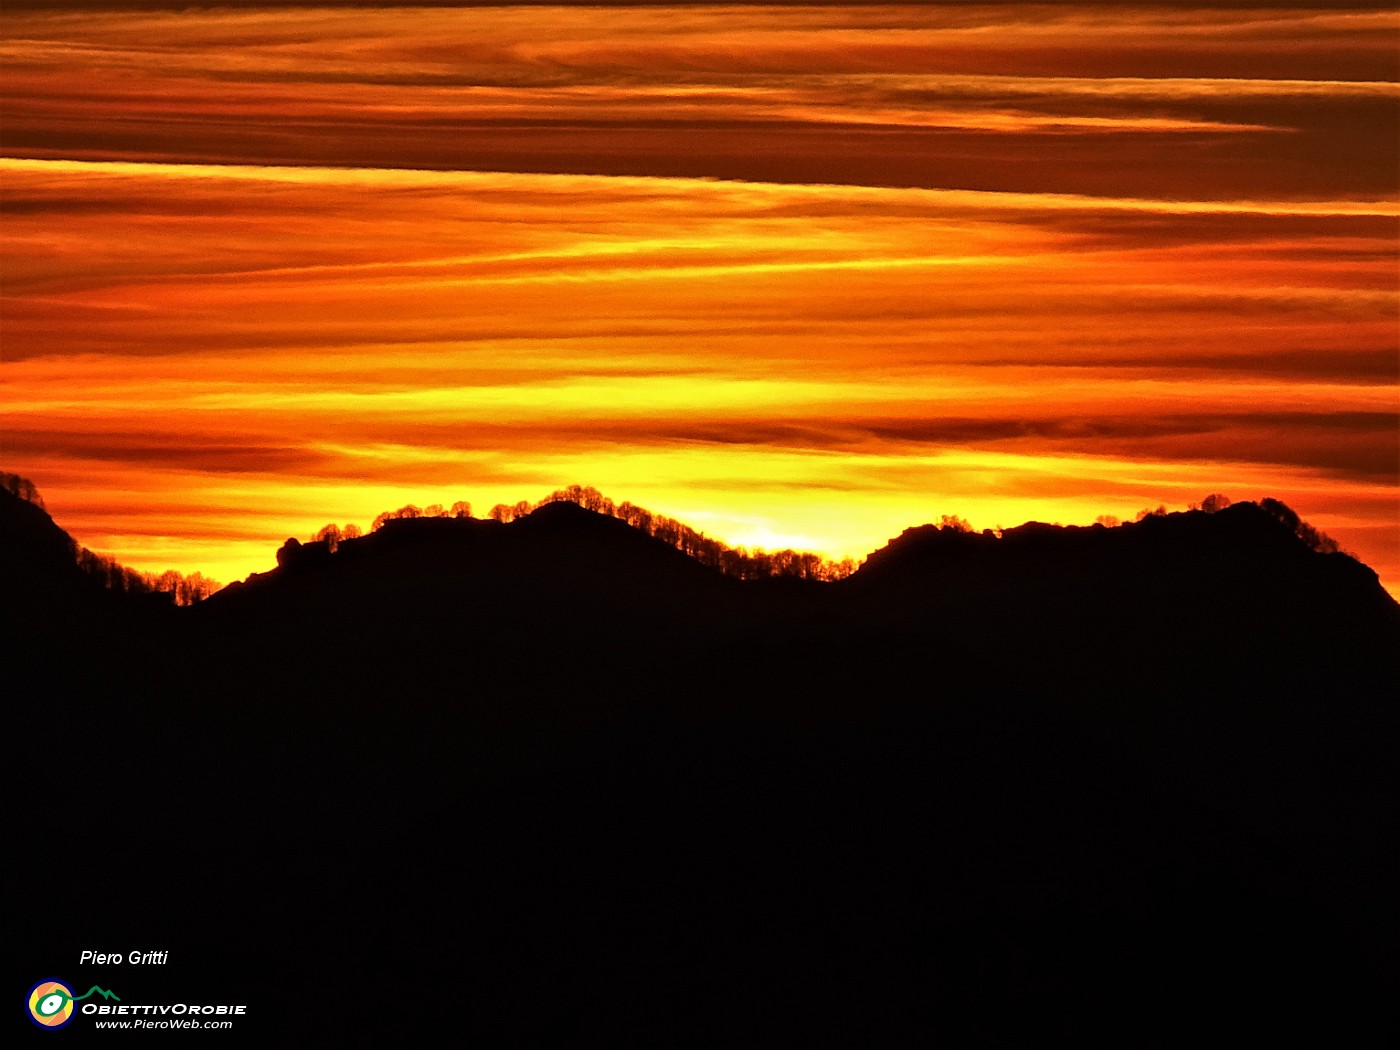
[2,471,220,605]
[1260,495,1341,553]
[1,470,45,509]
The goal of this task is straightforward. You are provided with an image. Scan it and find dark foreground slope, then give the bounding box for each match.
[10,491,1397,1044]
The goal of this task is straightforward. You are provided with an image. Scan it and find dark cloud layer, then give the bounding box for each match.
[3,5,1397,196]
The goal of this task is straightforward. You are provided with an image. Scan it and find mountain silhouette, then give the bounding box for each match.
[9,481,1397,1044]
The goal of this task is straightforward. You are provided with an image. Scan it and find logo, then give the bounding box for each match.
[27,980,119,1030]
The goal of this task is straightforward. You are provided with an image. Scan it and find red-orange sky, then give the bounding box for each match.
[2,3,1397,592]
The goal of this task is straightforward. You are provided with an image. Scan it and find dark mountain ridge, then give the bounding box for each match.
[183,492,1396,702]
[218,498,746,622]
[9,481,1397,1044]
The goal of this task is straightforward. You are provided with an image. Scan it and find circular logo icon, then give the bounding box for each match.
[28,980,76,1029]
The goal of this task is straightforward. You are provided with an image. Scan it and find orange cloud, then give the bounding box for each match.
[1,4,1395,594]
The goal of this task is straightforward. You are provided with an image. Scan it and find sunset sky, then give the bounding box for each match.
[2,2,1396,592]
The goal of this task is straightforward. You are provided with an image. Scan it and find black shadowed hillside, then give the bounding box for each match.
[9,478,1397,1045]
